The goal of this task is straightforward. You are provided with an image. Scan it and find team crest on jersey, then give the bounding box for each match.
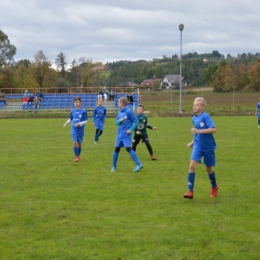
[143,119,145,122]
[79,115,82,118]
[200,122,204,127]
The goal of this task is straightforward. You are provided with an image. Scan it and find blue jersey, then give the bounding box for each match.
[192,112,216,152]
[70,108,88,135]
[92,106,106,123]
[256,102,260,116]
[116,107,138,140]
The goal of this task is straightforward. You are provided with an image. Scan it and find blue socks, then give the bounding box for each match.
[188,173,195,192]
[73,147,79,156]
[208,172,217,188]
[95,134,99,142]
[129,150,141,166]
[112,152,119,167]
[78,148,81,156]
[258,120,260,125]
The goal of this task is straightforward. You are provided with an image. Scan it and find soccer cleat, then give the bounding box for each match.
[183,191,194,199]
[210,186,219,197]
[151,155,156,160]
[133,164,143,172]
[94,141,97,144]
[258,126,260,128]
[111,166,116,172]
[74,156,80,162]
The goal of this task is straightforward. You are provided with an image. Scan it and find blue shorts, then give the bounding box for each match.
[191,149,216,167]
[95,121,104,131]
[72,134,84,144]
[115,138,132,148]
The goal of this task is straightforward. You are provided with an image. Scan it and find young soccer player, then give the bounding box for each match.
[132,104,157,160]
[63,97,88,162]
[255,98,260,128]
[92,99,106,144]
[183,97,218,199]
[111,97,143,172]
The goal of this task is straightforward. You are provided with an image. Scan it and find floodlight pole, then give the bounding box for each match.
[179,23,184,114]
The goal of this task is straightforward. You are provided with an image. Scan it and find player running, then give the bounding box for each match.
[111,97,143,173]
[92,99,106,143]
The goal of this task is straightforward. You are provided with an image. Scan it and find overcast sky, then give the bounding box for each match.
[1,0,260,64]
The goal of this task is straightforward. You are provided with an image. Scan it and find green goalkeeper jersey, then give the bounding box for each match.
[134,114,153,136]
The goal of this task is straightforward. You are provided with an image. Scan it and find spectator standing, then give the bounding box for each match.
[109,89,115,101]
[127,93,134,106]
[98,89,104,100]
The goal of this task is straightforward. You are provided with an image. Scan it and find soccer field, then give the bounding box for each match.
[0,116,259,259]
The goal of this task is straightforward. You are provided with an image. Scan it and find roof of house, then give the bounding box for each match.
[140,79,162,86]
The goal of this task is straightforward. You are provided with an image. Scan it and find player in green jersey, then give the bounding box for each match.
[132,104,157,160]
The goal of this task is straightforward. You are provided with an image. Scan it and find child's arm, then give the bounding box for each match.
[74,111,88,127]
[147,125,157,130]
[63,119,71,128]
[75,120,88,127]
[92,108,96,125]
[191,127,216,134]
[146,118,157,131]
[126,122,138,134]
[187,139,194,148]
[103,107,107,122]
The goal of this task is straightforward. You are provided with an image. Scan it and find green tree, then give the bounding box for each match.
[14,64,38,89]
[0,66,15,88]
[30,50,58,88]
[0,30,16,66]
[55,52,67,78]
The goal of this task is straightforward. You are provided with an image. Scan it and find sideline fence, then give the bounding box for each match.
[139,91,259,113]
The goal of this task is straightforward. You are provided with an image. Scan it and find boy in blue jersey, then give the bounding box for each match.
[92,99,106,143]
[255,98,260,128]
[111,97,143,173]
[63,97,88,162]
[183,97,218,199]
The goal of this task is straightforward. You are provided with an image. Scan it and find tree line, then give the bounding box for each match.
[1,29,260,92]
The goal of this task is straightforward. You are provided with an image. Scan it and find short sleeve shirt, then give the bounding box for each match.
[70,108,88,135]
[116,107,138,140]
[192,112,216,152]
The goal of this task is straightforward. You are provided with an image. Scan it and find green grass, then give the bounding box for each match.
[0,116,260,259]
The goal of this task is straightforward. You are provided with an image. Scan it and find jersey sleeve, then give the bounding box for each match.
[70,111,73,121]
[82,110,88,121]
[145,116,153,129]
[103,107,107,120]
[128,110,138,123]
[92,108,96,121]
[205,114,215,128]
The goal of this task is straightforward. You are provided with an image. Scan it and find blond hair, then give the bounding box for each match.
[119,97,128,106]
[194,97,206,106]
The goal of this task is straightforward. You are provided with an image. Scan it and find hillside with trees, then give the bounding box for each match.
[1,29,260,92]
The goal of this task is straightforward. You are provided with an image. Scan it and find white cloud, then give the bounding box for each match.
[0,0,260,64]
